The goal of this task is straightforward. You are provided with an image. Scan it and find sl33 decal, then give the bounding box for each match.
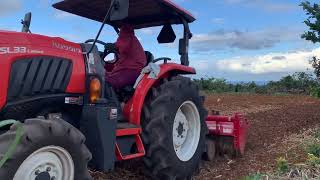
[0,47,44,55]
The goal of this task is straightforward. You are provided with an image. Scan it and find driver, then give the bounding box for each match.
[105,24,147,89]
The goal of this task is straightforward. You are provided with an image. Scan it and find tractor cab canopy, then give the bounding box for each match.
[53,0,195,29]
[53,0,194,66]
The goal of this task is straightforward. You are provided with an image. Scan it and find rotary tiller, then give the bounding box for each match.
[204,113,249,161]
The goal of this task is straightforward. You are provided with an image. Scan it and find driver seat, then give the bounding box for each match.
[116,51,154,102]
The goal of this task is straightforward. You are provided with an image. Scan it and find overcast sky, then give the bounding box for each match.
[0,0,319,81]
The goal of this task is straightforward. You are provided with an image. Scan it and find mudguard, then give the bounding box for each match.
[123,63,196,125]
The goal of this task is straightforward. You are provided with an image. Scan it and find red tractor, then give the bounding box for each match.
[0,0,248,179]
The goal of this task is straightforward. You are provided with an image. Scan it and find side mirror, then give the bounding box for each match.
[21,12,32,33]
[157,24,176,44]
[110,0,129,21]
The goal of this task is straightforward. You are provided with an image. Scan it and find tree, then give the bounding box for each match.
[301,1,320,43]
[301,1,320,78]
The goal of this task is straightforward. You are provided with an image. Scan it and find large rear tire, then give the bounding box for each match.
[142,76,207,179]
[0,118,92,180]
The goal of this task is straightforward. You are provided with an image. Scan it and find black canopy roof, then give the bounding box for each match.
[53,0,195,29]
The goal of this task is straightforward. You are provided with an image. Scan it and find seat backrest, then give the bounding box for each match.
[145,51,154,65]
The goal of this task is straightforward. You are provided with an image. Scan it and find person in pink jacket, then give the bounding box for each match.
[105,24,147,89]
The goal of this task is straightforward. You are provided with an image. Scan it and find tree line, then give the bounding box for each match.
[193,72,320,97]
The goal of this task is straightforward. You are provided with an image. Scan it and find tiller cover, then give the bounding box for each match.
[204,113,249,161]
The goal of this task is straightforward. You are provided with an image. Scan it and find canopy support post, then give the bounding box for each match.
[179,18,192,66]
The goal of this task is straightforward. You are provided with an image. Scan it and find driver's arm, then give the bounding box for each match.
[116,35,132,55]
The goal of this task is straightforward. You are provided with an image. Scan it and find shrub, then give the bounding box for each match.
[307,153,320,167]
[310,86,320,98]
[276,157,289,174]
[306,143,320,158]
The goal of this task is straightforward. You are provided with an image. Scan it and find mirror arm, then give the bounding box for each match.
[86,0,117,55]
[21,12,32,33]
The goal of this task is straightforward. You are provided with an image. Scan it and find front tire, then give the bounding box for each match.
[142,76,207,179]
[0,118,92,180]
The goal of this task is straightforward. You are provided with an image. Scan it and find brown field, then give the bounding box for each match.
[92,94,320,180]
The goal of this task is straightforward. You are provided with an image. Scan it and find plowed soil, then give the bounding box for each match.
[93,94,320,180]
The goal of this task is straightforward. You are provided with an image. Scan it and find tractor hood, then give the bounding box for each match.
[53,0,195,29]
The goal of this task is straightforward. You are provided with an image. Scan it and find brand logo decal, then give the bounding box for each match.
[52,42,81,53]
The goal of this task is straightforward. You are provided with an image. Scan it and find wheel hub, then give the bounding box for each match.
[13,146,74,180]
[35,172,51,180]
[173,110,189,147]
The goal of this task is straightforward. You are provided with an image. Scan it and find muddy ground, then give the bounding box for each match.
[92,94,320,180]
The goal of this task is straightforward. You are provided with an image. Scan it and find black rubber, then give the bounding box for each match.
[0,118,92,180]
[7,56,73,102]
[141,76,208,180]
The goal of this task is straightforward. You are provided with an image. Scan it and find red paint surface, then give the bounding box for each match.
[123,63,196,125]
[115,128,145,161]
[0,31,86,109]
[206,113,249,155]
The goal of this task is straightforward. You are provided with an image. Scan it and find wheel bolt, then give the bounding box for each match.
[46,167,51,172]
[35,170,41,175]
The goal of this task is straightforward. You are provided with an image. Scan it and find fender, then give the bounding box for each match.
[123,63,196,125]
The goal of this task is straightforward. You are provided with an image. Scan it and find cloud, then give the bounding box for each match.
[223,0,297,12]
[0,0,22,16]
[53,10,76,19]
[137,28,154,35]
[190,27,301,51]
[215,48,320,74]
[211,18,225,24]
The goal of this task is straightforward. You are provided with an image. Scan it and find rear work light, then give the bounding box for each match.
[89,77,101,103]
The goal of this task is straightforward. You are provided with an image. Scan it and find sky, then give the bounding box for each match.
[0,0,319,82]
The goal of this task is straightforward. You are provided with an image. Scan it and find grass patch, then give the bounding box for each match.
[276,157,289,174]
[242,173,265,180]
[307,153,320,167]
[306,143,320,158]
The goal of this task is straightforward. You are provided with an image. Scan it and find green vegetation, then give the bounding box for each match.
[307,143,320,158]
[242,173,265,180]
[307,153,320,167]
[276,157,289,174]
[194,72,320,97]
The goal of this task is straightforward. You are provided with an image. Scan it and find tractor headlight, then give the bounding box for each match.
[89,77,101,103]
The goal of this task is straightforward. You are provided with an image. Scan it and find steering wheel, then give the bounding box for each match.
[85,39,108,46]
[85,39,119,64]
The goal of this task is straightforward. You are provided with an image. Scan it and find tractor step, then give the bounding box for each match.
[116,122,141,136]
[115,122,145,161]
[117,122,139,129]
